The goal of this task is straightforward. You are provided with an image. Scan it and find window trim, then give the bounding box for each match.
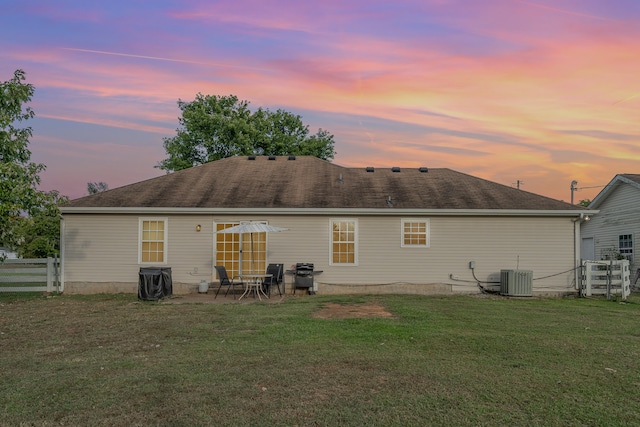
[618,233,633,261]
[138,217,168,265]
[401,218,430,248]
[329,218,358,266]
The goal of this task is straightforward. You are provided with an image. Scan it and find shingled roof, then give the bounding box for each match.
[64,156,581,211]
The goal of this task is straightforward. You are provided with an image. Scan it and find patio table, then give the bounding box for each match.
[238,273,272,301]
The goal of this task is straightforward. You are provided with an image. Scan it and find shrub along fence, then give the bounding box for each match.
[0,257,61,293]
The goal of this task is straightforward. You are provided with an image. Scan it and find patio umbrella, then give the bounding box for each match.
[215,222,288,273]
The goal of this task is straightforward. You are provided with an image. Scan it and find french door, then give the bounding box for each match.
[215,222,267,277]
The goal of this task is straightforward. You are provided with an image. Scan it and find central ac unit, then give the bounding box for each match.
[500,270,533,297]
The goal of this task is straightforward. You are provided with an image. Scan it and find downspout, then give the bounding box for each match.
[572,213,589,294]
[574,218,581,293]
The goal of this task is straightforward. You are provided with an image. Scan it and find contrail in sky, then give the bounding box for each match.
[62,47,271,71]
[512,0,614,21]
[62,47,207,64]
[613,93,640,105]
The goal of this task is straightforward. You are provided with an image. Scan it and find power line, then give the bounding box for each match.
[577,185,607,190]
[570,180,630,204]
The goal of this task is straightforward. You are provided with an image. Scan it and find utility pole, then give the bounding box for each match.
[570,180,578,204]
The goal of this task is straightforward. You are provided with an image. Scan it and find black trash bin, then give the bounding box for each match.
[138,267,173,301]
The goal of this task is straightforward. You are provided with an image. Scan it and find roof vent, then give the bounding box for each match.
[288,156,296,160]
[248,156,256,160]
[391,167,401,172]
[366,167,374,172]
[338,173,344,184]
[386,196,393,206]
[268,156,276,160]
[419,167,428,173]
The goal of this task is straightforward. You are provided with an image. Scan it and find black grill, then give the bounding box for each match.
[294,263,314,289]
[295,263,314,274]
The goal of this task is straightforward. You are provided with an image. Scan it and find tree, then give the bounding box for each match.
[15,191,68,258]
[0,69,66,256]
[1,69,43,248]
[87,181,109,194]
[578,199,591,207]
[158,94,335,172]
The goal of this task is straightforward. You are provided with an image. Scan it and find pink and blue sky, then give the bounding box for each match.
[2,0,639,202]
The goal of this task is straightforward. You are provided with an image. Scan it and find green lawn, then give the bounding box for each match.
[1,293,639,426]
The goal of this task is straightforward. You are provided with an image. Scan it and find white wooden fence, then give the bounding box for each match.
[0,257,61,293]
[581,260,631,300]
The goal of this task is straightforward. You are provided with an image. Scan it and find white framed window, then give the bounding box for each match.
[330,219,357,265]
[619,234,633,263]
[401,219,430,248]
[139,218,168,264]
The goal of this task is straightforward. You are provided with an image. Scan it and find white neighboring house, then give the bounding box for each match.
[580,174,640,284]
[0,248,18,259]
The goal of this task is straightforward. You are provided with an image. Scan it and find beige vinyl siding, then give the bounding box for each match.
[166,218,215,283]
[582,183,640,272]
[63,214,215,290]
[63,213,576,295]
[317,216,575,293]
[64,214,138,283]
[241,215,575,294]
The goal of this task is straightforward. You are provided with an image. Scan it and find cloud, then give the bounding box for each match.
[3,0,640,203]
[511,0,615,22]
[558,130,637,141]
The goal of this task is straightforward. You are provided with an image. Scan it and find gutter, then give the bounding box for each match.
[60,207,598,217]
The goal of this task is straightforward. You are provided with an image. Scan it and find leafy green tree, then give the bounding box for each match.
[0,69,67,257]
[578,199,591,207]
[158,94,335,172]
[87,181,109,194]
[15,191,68,258]
[1,69,45,249]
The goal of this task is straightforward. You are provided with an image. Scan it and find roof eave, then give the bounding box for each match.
[590,174,640,209]
[60,207,596,217]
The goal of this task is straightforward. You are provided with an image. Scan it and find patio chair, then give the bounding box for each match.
[214,266,244,299]
[262,263,284,297]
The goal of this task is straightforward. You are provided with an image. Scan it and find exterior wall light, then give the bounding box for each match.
[572,213,591,223]
[196,225,202,232]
